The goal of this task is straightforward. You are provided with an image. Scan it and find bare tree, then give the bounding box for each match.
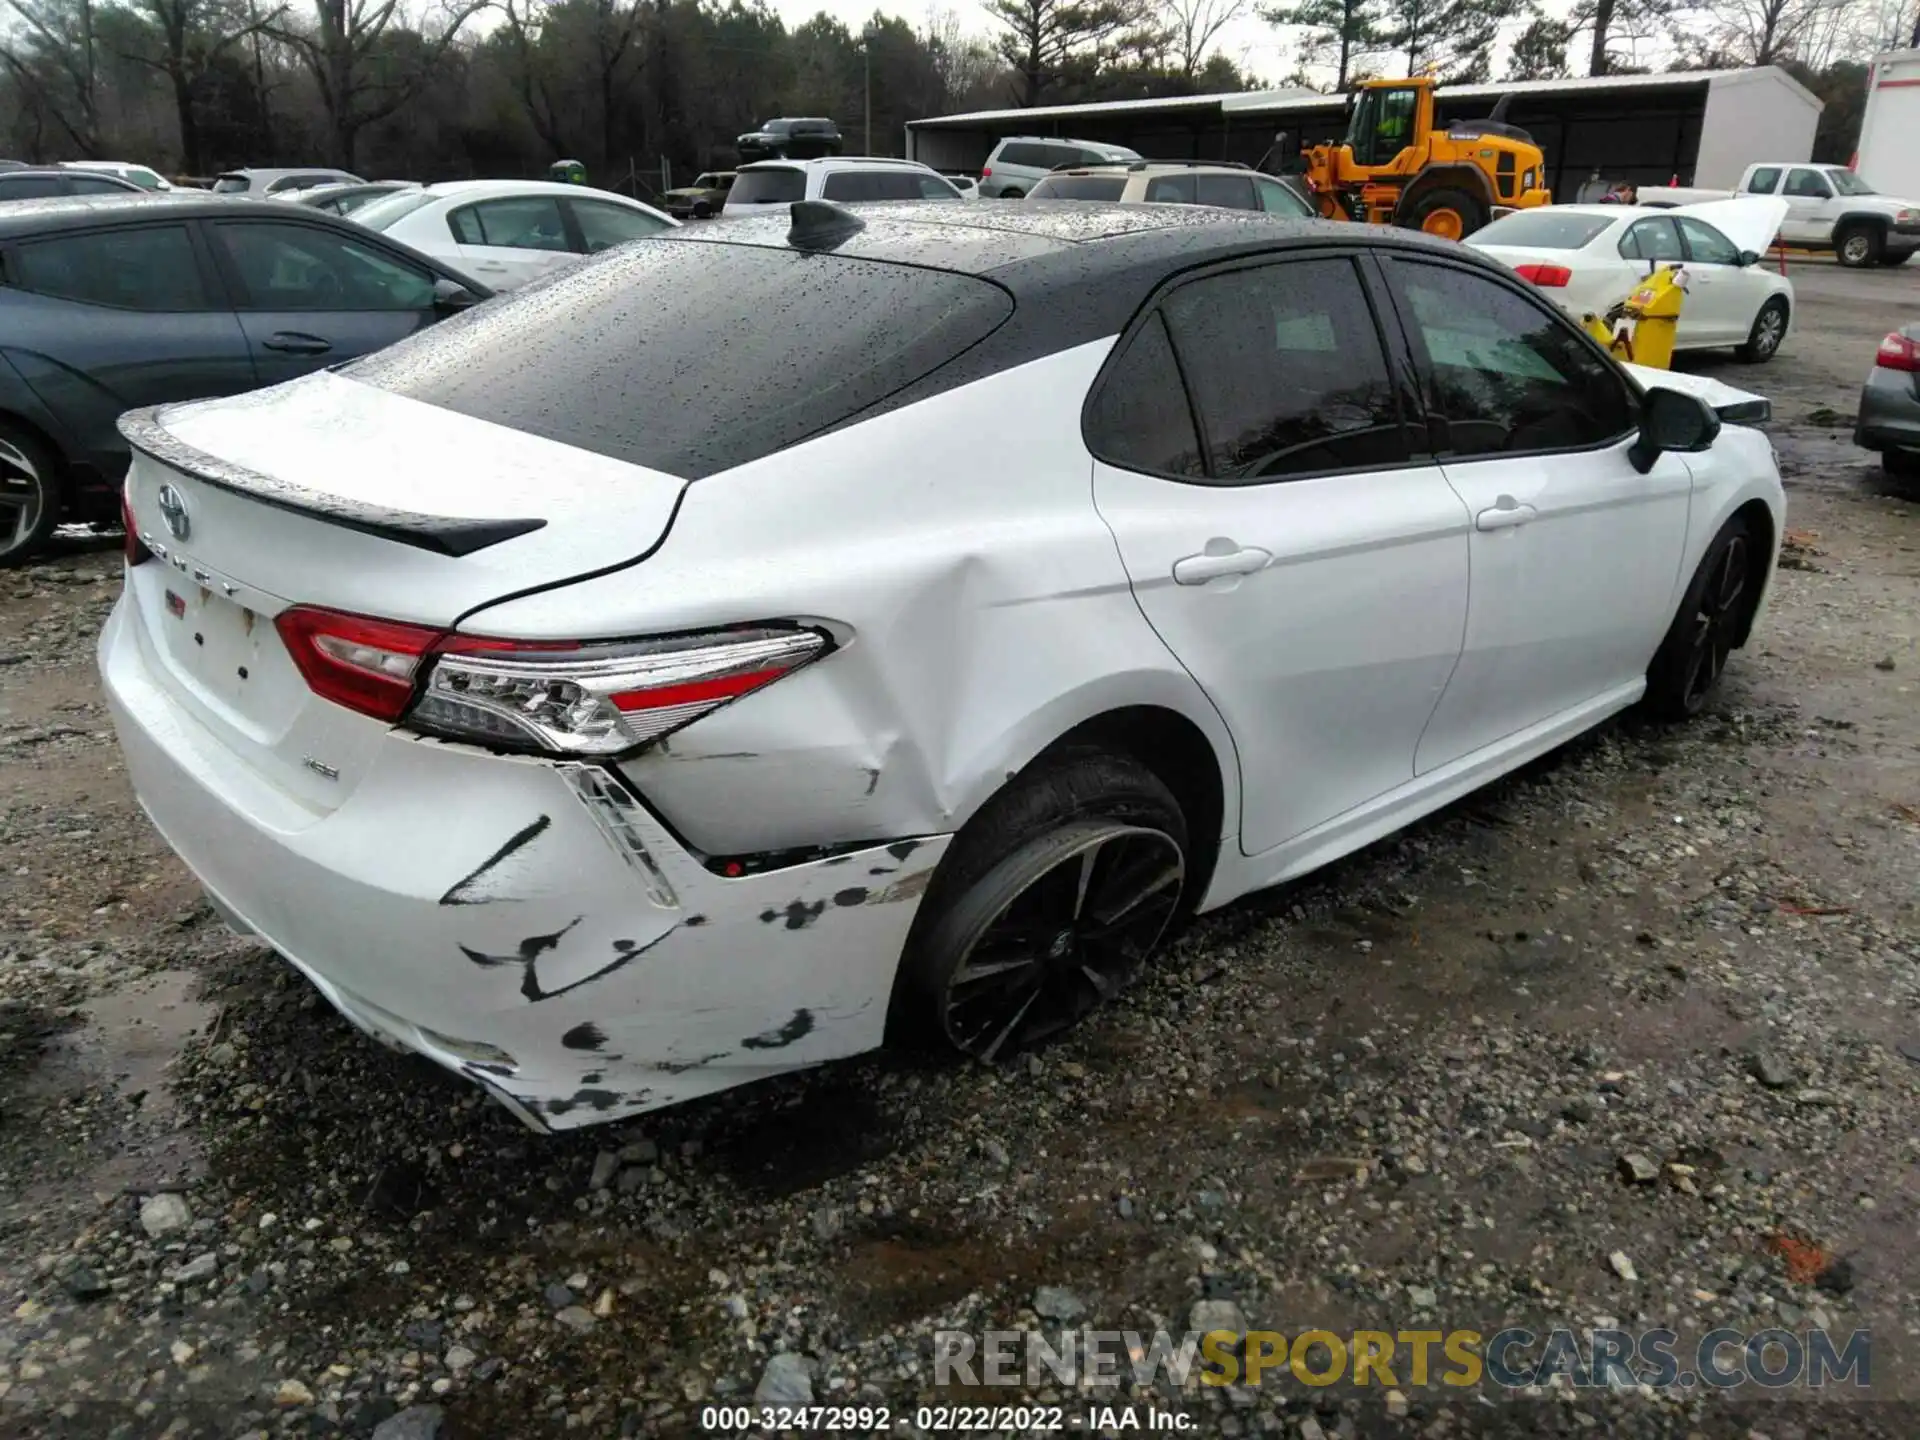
[985,0,1143,105]
[119,0,284,172]
[1677,0,1846,65]
[269,0,484,168]
[2,0,103,154]
[1160,0,1246,76]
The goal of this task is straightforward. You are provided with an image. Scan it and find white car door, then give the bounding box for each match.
[1088,252,1471,856]
[1375,256,1693,773]
[1778,167,1835,245]
[1613,214,1698,332]
[447,195,576,289]
[1672,214,1757,345]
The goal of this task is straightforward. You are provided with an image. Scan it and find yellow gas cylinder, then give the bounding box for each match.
[1583,264,1688,370]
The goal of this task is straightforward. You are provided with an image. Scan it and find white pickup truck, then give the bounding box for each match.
[1637,162,1919,269]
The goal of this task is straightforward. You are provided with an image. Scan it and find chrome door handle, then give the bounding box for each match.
[262,332,332,355]
[1172,544,1272,584]
[1476,499,1538,532]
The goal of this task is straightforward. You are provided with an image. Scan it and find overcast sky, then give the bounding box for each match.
[759,0,1574,96]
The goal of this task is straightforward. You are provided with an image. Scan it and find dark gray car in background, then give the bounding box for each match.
[1855,323,1920,480]
[0,194,490,564]
[0,168,144,201]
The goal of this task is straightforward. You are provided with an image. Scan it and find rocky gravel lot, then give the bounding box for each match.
[0,261,1916,1440]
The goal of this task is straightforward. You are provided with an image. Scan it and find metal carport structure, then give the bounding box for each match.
[905,68,1822,201]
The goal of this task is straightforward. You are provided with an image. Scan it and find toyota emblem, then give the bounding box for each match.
[156,484,190,542]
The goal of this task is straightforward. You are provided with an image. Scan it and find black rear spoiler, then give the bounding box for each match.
[118,405,545,558]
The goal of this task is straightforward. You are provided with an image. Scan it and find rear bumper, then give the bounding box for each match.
[99,593,951,1133]
[1855,368,1920,452]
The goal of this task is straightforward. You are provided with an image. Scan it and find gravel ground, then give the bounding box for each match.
[0,260,1916,1440]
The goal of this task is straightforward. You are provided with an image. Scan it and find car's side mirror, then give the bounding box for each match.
[1737,249,1760,267]
[1629,387,1721,473]
[432,276,480,313]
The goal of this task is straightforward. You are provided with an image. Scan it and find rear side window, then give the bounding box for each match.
[1144,174,1196,204]
[345,241,1014,480]
[821,171,933,202]
[1161,256,1407,481]
[1194,173,1255,210]
[0,175,63,200]
[729,168,806,204]
[211,174,250,193]
[1744,167,1781,194]
[67,175,133,195]
[449,196,568,251]
[995,143,1054,169]
[1030,175,1127,201]
[1618,217,1682,261]
[1086,313,1204,477]
[7,224,207,310]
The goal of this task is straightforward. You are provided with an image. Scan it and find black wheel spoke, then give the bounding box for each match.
[942,825,1184,1064]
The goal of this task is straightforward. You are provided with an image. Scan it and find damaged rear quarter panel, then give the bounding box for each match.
[461,342,1240,860]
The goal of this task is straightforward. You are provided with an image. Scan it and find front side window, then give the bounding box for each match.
[1085,312,1204,478]
[1160,255,1408,482]
[1675,216,1740,265]
[1387,258,1634,457]
[7,224,207,310]
[1618,216,1683,261]
[915,174,961,199]
[1194,173,1256,210]
[1255,177,1314,216]
[66,176,133,195]
[568,199,668,253]
[1783,168,1830,199]
[215,222,435,311]
[449,196,569,251]
[1743,167,1781,195]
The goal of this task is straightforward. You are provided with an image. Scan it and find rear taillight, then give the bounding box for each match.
[275,606,443,722]
[411,627,829,755]
[274,605,830,753]
[1513,262,1572,287]
[1876,332,1919,372]
[981,166,992,179]
[122,488,151,567]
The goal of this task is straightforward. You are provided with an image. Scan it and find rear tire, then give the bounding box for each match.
[1884,448,1920,480]
[1400,186,1488,241]
[1736,297,1788,363]
[888,750,1188,1062]
[1835,224,1882,268]
[0,422,64,569]
[1643,516,1757,721]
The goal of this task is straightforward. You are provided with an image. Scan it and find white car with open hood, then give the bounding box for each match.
[1469,197,1795,361]
[102,202,1785,1132]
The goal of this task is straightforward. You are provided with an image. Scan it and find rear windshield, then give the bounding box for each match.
[1030,175,1127,201]
[729,168,805,204]
[344,239,1014,480]
[1472,211,1615,249]
[211,174,250,193]
[352,189,440,231]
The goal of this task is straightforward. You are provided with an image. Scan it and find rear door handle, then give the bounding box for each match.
[1172,543,1272,584]
[262,332,332,355]
[1476,498,1538,532]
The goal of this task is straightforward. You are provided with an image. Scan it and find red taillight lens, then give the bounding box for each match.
[981,166,992,179]
[409,627,830,755]
[122,488,151,567]
[275,606,444,722]
[1513,262,1572,287]
[1876,332,1919,371]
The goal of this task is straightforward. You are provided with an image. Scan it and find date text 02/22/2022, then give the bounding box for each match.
[698,1404,1193,1431]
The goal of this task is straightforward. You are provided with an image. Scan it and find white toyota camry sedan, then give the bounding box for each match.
[103,201,1785,1132]
[1470,198,1795,361]
[351,179,677,290]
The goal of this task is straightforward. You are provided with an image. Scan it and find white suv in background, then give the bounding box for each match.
[978,137,1143,199]
[1028,160,1315,217]
[719,158,967,218]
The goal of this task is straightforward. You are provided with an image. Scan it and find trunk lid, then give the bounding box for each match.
[118,369,687,812]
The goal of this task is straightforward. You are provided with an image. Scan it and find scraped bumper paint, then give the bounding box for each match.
[100,596,950,1132]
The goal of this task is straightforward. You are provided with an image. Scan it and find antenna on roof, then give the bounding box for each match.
[788,199,865,250]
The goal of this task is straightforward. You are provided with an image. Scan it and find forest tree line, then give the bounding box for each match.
[0,0,1913,191]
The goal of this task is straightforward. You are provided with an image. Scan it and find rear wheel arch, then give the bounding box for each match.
[1726,497,1775,648]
